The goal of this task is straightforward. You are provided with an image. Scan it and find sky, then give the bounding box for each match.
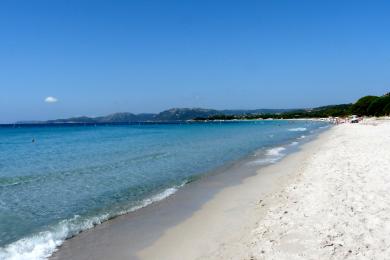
[1,0,389,123]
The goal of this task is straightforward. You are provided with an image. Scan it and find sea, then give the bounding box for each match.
[0,120,329,259]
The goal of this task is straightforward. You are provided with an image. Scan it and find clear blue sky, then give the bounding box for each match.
[1,0,389,123]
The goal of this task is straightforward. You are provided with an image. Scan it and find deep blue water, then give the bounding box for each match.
[0,120,328,259]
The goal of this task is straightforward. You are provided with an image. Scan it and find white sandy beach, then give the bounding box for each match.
[241,118,390,260]
[137,119,390,260]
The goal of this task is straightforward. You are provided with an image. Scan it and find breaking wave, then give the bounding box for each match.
[0,184,184,260]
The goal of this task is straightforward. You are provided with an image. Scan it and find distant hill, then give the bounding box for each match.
[193,104,354,120]
[15,108,298,124]
[155,108,219,121]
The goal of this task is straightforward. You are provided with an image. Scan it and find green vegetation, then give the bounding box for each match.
[194,104,353,120]
[348,93,390,117]
[195,92,390,121]
[349,96,379,116]
[384,103,390,115]
[367,95,390,116]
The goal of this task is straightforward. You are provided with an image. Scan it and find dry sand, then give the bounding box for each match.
[139,119,390,259]
[240,119,390,260]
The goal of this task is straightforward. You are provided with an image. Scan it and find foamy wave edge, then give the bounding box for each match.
[0,183,185,260]
[252,146,287,165]
[266,147,286,156]
[288,127,307,132]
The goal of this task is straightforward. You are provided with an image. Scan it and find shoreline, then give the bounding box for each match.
[137,125,333,260]
[50,124,331,260]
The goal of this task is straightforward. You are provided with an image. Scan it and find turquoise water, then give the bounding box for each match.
[0,120,328,259]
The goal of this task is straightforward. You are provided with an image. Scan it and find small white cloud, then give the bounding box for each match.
[44,96,58,103]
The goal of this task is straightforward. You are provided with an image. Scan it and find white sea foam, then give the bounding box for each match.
[288,127,307,132]
[252,146,287,165]
[0,214,110,260]
[290,141,299,146]
[119,184,183,214]
[298,135,306,139]
[266,147,286,156]
[0,184,184,260]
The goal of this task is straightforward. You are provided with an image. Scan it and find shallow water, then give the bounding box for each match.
[0,120,327,259]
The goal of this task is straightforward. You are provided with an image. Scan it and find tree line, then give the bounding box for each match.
[349,93,390,116]
[194,92,390,120]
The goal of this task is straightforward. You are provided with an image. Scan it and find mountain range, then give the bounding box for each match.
[16,108,297,124]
